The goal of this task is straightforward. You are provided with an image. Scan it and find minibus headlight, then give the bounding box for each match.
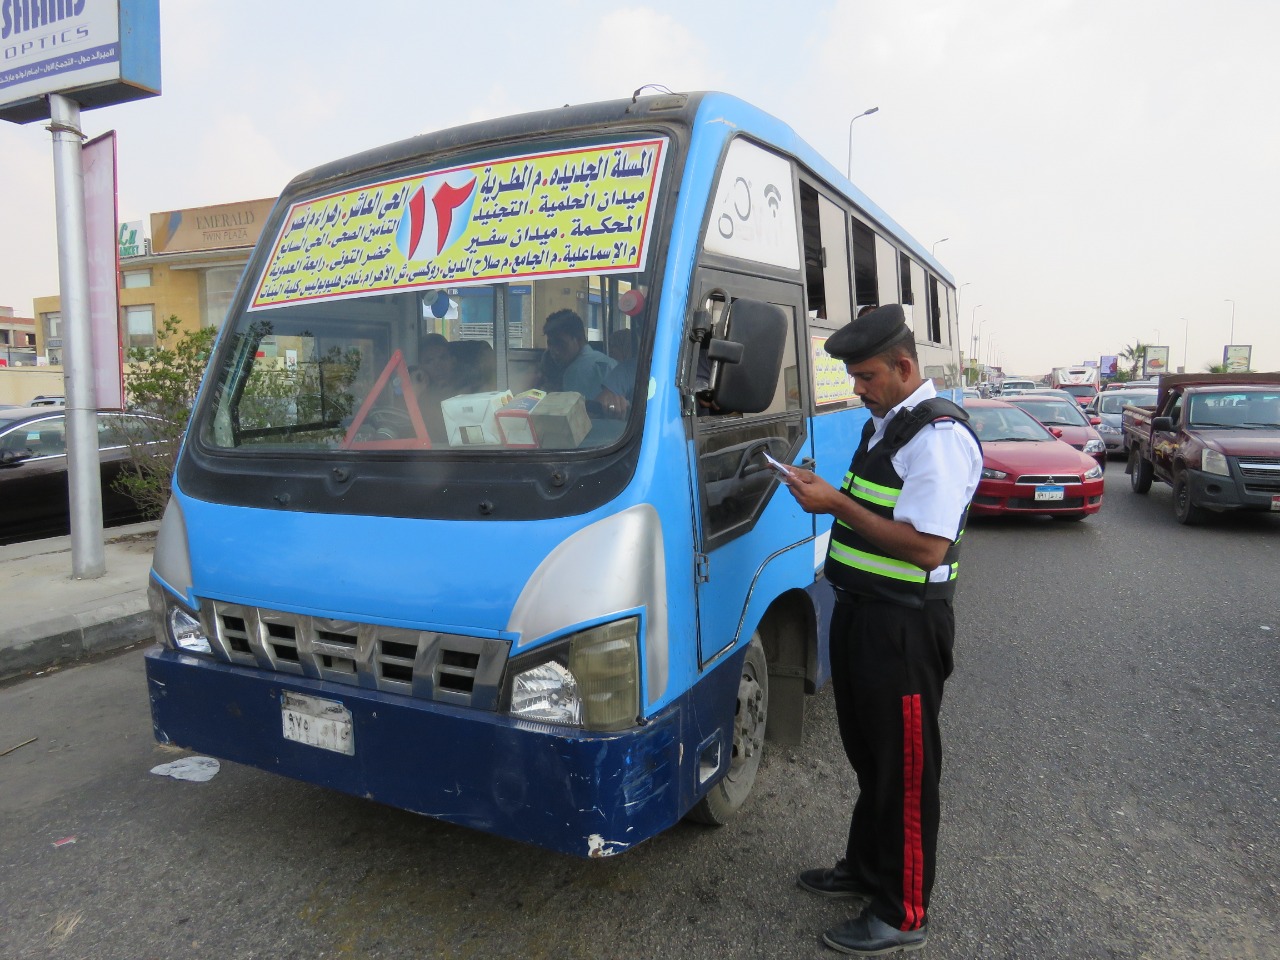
[150,582,211,654]
[508,618,640,732]
[170,607,212,654]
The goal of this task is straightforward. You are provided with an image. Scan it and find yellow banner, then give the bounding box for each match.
[250,137,668,310]
[812,335,856,405]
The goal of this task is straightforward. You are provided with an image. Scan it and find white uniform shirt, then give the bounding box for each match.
[865,381,983,582]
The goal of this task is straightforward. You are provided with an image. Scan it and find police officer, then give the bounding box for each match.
[782,304,981,955]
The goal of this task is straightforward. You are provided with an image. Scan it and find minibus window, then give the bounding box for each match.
[202,275,653,455]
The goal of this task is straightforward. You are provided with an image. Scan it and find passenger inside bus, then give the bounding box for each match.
[449,339,497,394]
[539,309,616,400]
[596,325,640,419]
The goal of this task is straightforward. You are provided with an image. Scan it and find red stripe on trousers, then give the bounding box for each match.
[901,694,925,930]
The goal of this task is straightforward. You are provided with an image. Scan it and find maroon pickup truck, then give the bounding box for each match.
[1122,373,1280,524]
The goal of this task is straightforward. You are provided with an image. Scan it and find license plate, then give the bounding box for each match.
[1272,495,1280,512]
[281,692,354,755]
[1035,484,1065,502]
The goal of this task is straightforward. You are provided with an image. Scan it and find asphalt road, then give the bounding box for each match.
[1,470,1277,960]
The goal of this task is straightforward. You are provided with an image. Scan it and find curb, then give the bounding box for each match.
[0,604,153,682]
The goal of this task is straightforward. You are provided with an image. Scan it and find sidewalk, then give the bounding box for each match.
[0,521,160,682]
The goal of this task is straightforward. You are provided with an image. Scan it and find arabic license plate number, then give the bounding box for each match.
[1272,495,1280,512]
[1035,484,1065,502]
[281,692,354,755]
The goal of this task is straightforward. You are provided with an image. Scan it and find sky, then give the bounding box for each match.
[2,0,1277,377]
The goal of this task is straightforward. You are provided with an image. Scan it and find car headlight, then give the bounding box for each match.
[1097,423,1120,435]
[148,582,211,654]
[508,617,640,732]
[981,467,1008,480]
[1084,463,1103,480]
[1202,449,1230,476]
[1083,439,1106,454]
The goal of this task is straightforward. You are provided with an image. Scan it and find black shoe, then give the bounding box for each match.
[822,906,928,955]
[797,860,872,898]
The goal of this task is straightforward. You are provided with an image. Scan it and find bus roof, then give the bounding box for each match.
[281,90,954,286]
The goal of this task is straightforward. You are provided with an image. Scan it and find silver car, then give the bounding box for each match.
[1088,388,1157,456]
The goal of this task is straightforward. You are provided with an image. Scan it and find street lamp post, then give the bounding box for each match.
[969,304,984,384]
[932,237,949,256]
[1224,298,1235,345]
[846,107,880,180]
[1180,317,1189,372]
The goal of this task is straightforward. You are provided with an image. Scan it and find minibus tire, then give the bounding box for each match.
[688,635,768,826]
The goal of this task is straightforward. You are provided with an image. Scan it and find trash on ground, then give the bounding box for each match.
[149,756,220,782]
[1,736,38,758]
[52,836,77,848]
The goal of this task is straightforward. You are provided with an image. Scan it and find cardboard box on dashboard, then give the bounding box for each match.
[441,390,513,446]
[529,392,591,448]
[493,390,546,448]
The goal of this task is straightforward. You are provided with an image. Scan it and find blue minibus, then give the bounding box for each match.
[145,91,962,858]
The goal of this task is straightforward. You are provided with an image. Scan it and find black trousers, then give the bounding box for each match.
[829,594,955,931]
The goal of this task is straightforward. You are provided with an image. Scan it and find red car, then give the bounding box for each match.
[1005,394,1107,472]
[964,399,1105,520]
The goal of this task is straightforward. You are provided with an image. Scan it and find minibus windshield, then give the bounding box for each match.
[199,136,667,457]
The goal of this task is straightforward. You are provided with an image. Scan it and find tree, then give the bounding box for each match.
[113,315,217,518]
[1119,341,1148,380]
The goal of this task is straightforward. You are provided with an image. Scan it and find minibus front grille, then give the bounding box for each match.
[201,600,510,710]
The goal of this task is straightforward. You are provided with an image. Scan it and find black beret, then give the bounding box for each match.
[824,304,909,363]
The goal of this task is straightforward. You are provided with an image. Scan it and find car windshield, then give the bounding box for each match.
[967,406,1054,442]
[1187,390,1280,429]
[197,135,669,457]
[1010,398,1088,427]
[1098,392,1155,415]
[1061,384,1096,399]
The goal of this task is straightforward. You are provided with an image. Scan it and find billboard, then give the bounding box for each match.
[0,0,160,124]
[1099,355,1118,378]
[1143,345,1170,379]
[1223,345,1251,373]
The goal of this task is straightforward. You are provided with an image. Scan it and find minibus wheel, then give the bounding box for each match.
[688,635,768,826]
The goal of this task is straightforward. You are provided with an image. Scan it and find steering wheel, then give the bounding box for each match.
[351,408,415,442]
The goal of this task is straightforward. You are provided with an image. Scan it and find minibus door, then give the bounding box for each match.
[687,272,815,667]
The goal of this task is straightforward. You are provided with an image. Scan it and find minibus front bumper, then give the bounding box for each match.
[145,646,722,859]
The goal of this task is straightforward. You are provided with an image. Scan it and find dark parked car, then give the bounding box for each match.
[0,408,163,544]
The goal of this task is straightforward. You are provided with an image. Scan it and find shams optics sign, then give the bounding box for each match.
[0,0,160,124]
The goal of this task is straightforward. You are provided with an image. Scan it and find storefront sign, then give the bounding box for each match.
[118,219,142,257]
[150,198,275,254]
[0,0,161,124]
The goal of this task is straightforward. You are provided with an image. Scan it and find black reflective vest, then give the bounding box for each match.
[824,398,979,609]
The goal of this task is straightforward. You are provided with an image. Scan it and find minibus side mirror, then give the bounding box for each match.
[711,299,787,414]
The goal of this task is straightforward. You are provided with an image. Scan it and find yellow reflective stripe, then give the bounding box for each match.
[848,474,900,508]
[948,563,959,581]
[828,542,927,583]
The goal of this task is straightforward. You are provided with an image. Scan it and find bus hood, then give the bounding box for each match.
[157,493,667,649]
